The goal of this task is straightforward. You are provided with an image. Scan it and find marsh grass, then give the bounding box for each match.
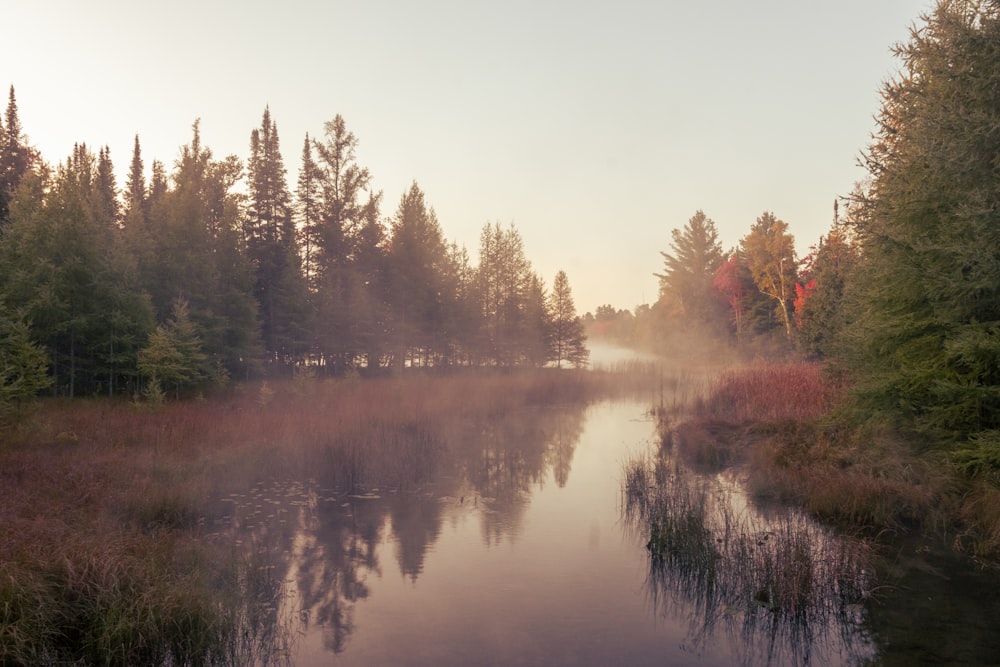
[1,368,630,664]
[660,360,1000,562]
[622,452,876,665]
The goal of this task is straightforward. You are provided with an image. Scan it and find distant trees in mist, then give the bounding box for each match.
[0,95,588,399]
[590,1,1000,473]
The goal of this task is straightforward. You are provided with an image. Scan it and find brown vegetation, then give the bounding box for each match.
[663,362,1000,563]
[0,369,648,665]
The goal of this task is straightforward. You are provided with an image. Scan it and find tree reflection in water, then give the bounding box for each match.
[208,402,588,658]
[622,453,878,666]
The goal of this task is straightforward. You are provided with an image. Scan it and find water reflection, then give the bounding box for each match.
[622,454,877,666]
[206,402,590,659]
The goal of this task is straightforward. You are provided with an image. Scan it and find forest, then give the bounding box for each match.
[0,101,590,404]
[3,2,1000,474]
[591,1,1000,483]
[2,2,1000,664]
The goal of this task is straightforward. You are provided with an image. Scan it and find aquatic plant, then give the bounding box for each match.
[622,452,877,665]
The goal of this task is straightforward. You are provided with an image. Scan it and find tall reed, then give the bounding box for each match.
[622,451,876,665]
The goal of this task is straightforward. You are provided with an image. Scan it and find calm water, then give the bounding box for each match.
[205,395,1000,666]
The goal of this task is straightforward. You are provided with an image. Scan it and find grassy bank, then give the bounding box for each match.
[0,368,647,666]
[660,362,1000,563]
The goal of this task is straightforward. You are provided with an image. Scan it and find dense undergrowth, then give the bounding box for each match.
[0,368,655,666]
[658,362,1000,564]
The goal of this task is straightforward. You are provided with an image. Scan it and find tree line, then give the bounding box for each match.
[598,0,1000,474]
[0,98,588,403]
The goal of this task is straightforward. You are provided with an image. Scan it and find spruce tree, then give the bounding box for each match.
[845,0,1000,467]
[655,210,725,329]
[310,115,371,372]
[246,108,310,372]
[0,305,51,418]
[549,270,589,368]
[0,86,35,231]
[387,182,452,368]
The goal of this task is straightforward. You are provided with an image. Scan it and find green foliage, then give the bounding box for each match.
[245,107,311,372]
[0,145,153,396]
[476,221,547,366]
[740,211,798,340]
[134,122,262,380]
[0,307,51,416]
[845,1,1000,456]
[654,210,726,329]
[549,270,589,368]
[794,222,859,358]
[138,298,207,399]
[387,182,454,366]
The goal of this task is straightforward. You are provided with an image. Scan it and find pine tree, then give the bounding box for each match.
[845,1,1000,466]
[655,210,725,329]
[309,115,372,372]
[476,222,533,366]
[0,144,152,396]
[794,211,858,358]
[245,107,310,372]
[139,122,261,381]
[0,86,35,230]
[387,182,452,368]
[123,135,147,227]
[138,297,207,399]
[0,305,51,418]
[549,270,589,368]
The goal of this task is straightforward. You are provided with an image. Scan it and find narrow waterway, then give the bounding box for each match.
[208,398,877,665]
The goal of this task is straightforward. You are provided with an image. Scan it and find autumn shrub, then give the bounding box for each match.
[694,362,844,424]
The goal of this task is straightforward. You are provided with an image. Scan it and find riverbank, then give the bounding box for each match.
[658,361,1000,565]
[0,369,656,666]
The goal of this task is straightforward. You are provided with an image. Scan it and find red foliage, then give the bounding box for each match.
[793,278,817,328]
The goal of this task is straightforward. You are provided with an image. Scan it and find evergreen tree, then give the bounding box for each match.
[123,135,147,227]
[549,270,589,368]
[794,210,858,358]
[477,222,533,366]
[387,182,452,368]
[138,122,261,381]
[0,144,152,396]
[845,1,1000,466]
[296,133,322,291]
[0,305,51,418]
[654,210,726,328]
[138,297,207,399]
[0,86,36,231]
[352,189,389,370]
[522,273,552,367]
[310,115,371,372]
[245,107,310,372]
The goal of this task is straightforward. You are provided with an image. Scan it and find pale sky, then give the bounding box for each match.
[2,0,930,313]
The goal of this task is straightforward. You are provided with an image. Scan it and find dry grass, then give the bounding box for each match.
[662,361,1000,562]
[622,451,876,665]
[0,369,627,664]
[693,362,845,423]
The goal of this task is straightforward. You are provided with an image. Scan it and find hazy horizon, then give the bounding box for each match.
[2,0,931,312]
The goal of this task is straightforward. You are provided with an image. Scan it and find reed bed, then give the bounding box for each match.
[661,360,1000,560]
[693,362,845,424]
[0,368,629,665]
[622,452,876,666]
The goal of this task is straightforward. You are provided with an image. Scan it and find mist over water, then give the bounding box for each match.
[205,394,878,666]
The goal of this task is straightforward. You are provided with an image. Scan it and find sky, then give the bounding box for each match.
[2,0,932,313]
